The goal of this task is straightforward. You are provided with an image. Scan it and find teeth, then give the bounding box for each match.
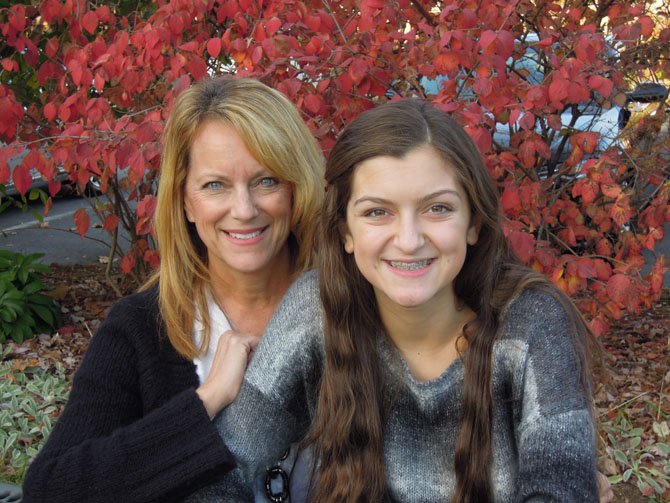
[227,229,263,240]
[388,259,432,270]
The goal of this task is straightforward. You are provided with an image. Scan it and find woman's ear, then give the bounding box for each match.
[339,220,354,254]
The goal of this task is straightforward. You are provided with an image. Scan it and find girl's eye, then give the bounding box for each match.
[365,208,388,217]
[428,204,451,214]
[257,177,279,188]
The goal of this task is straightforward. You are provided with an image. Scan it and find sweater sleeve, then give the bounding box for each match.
[189,270,323,501]
[509,291,598,502]
[22,292,235,503]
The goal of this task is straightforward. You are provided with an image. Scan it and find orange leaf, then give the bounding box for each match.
[74,208,90,237]
[606,273,631,305]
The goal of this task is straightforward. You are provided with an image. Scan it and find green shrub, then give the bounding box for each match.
[0,251,62,343]
[0,346,70,483]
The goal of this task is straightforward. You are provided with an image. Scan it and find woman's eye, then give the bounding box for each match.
[365,208,388,217]
[204,181,223,190]
[257,177,279,188]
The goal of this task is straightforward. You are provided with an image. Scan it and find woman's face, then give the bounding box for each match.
[341,146,478,313]
[184,120,293,281]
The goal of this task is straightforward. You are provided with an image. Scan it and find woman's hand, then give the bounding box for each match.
[597,471,614,503]
[196,330,262,419]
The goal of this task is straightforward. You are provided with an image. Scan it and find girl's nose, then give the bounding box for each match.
[395,214,424,253]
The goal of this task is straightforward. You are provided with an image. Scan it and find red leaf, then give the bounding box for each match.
[48,179,61,197]
[207,38,222,58]
[82,11,98,35]
[571,131,599,154]
[11,164,32,196]
[606,274,631,304]
[265,17,282,36]
[143,249,160,269]
[467,127,492,154]
[348,58,368,85]
[67,60,83,87]
[74,208,90,237]
[121,253,136,274]
[576,257,597,279]
[501,186,521,214]
[549,78,569,103]
[588,75,613,98]
[589,315,609,337]
[508,229,535,263]
[103,214,119,232]
[0,154,9,185]
[434,52,460,73]
[304,94,323,114]
[44,102,57,122]
[1,59,17,72]
[637,15,654,38]
[8,5,26,32]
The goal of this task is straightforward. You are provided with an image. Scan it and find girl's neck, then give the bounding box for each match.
[377,294,475,381]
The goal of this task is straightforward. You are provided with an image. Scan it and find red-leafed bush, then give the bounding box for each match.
[0,0,668,335]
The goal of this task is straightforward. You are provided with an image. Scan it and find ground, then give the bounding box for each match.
[2,262,669,500]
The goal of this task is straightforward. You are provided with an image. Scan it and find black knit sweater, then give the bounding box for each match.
[22,286,236,503]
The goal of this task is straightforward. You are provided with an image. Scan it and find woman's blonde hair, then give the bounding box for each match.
[144,76,325,359]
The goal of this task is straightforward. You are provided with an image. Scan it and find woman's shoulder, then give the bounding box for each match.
[99,284,162,337]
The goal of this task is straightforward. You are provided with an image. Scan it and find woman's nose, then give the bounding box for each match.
[230,187,259,220]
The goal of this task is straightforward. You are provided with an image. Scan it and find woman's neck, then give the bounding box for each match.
[208,250,293,334]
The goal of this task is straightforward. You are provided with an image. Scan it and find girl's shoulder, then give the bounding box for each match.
[497,286,573,347]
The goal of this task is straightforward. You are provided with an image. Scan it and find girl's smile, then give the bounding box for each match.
[342,145,479,313]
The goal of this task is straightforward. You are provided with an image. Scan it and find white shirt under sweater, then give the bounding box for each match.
[192,292,232,384]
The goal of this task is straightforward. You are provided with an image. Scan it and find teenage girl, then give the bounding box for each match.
[191,98,601,502]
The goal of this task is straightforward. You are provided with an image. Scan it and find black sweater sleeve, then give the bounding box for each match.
[22,289,236,503]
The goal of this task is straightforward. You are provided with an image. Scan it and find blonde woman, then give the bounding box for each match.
[22,76,325,503]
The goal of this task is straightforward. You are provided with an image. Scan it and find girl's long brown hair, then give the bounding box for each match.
[306,99,596,502]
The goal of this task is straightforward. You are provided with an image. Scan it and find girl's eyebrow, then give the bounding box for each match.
[352,189,463,207]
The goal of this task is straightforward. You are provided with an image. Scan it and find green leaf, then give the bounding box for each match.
[22,281,44,295]
[30,304,54,325]
[613,449,629,466]
[623,468,633,482]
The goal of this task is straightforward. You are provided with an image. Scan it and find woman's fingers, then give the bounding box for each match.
[196,330,262,418]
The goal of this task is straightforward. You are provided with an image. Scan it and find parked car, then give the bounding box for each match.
[1,147,99,200]
[397,36,668,178]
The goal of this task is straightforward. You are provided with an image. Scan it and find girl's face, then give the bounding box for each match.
[341,146,479,313]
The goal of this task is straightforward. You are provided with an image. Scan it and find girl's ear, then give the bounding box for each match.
[467,215,481,246]
[339,220,354,254]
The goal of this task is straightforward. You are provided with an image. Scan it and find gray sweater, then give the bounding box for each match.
[189,269,598,502]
